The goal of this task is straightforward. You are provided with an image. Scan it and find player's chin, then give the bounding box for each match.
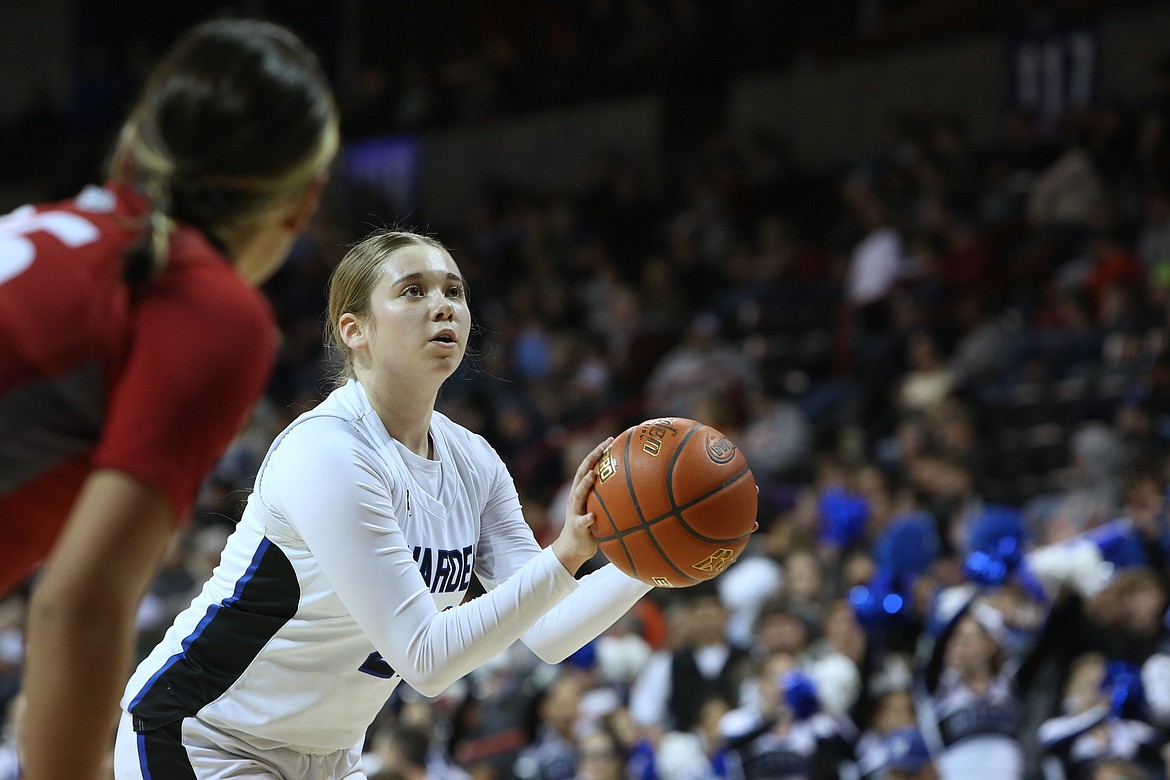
[432,351,466,377]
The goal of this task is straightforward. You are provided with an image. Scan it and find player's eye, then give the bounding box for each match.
[447,284,465,299]
[402,284,423,297]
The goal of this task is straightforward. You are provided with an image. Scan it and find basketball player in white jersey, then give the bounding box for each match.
[114,229,654,778]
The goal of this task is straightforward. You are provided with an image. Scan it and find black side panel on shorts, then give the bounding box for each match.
[129,538,299,729]
[140,721,198,780]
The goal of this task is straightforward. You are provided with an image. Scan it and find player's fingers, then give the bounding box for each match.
[574,441,608,484]
[574,437,614,484]
[577,512,599,543]
[570,470,596,511]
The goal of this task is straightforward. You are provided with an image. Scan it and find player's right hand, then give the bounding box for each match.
[551,436,613,574]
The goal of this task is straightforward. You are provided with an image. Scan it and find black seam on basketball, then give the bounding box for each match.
[592,484,638,576]
[592,463,752,543]
[622,430,651,530]
[644,519,701,584]
[672,467,754,544]
[663,424,703,520]
[623,426,696,584]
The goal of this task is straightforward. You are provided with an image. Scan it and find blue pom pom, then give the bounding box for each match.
[849,569,912,631]
[817,487,870,547]
[565,640,597,670]
[848,584,877,618]
[1102,660,1146,719]
[874,512,940,581]
[964,505,1027,588]
[1086,520,1149,570]
[627,739,657,780]
[967,505,1026,554]
[781,670,820,720]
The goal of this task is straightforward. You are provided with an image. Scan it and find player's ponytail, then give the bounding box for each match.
[108,18,339,283]
[114,117,176,283]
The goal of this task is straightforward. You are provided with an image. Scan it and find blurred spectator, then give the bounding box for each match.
[515,673,585,780]
[629,587,750,734]
[1137,189,1170,280]
[644,311,760,425]
[715,554,784,648]
[1042,423,1130,543]
[366,723,471,780]
[855,688,919,776]
[845,186,906,314]
[1026,142,1106,233]
[1038,652,1164,780]
[896,330,955,413]
[719,651,857,780]
[736,389,812,481]
[918,600,1027,780]
[573,727,625,780]
[1091,758,1153,780]
[0,596,23,730]
[0,695,19,780]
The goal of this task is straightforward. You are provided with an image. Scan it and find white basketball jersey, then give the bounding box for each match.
[122,379,649,754]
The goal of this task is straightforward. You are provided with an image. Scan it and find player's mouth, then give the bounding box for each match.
[430,329,459,348]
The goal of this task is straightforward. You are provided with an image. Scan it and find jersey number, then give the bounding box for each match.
[358,651,397,679]
[0,205,101,285]
[357,606,451,680]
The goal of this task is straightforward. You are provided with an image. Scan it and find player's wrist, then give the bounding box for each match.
[551,539,591,575]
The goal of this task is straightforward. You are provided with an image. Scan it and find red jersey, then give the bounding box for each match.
[0,184,277,595]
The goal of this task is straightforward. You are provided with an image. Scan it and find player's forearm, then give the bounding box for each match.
[521,564,652,663]
[22,587,136,780]
[19,472,174,779]
[388,546,579,696]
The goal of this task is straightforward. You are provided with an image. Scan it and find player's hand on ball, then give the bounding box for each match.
[552,436,613,574]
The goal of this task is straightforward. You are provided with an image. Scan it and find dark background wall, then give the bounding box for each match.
[1,0,1166,225]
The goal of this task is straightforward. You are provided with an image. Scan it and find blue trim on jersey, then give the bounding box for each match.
[128,537,299,730]
[128,539,271,714]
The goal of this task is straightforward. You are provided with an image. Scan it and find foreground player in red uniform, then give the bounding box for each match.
[0,18,339,779]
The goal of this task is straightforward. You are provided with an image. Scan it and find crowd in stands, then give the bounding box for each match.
[3,5,1170,780]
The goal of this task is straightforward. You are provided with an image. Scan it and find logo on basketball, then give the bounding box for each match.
[596,447,617,483]
[652,577,673,587]
[641,419,679,456]
[705,433,736,464]
[693,548,736,572]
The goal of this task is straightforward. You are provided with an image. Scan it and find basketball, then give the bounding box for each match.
[586,417,757,588]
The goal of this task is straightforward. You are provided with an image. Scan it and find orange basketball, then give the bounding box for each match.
[586,417,757,588]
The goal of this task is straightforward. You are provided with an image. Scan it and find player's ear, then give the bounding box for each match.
[339,312,367,351]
